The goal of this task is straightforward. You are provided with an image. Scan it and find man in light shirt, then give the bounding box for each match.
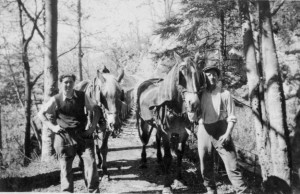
[38,73,100,193]
[198,66,248,194]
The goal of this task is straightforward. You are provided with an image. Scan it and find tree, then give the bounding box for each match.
[77,0,83,81]
[239,0,292,191]
[41,0,58,162]
[163,0,174,20]
[16,0,44,165]
[259,0,291,189]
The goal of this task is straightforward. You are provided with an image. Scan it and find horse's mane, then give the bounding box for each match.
[75,80,90,91]
[153,62,182,105]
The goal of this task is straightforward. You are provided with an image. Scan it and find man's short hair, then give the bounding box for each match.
[59,73,76,82]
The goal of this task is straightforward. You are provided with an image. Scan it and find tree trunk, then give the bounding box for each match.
[23,46,32,165]
[219,9,226,77]
[77,0,83,81]
[238,0,271,181]
[41,0,58,162]
[259,0,292,189]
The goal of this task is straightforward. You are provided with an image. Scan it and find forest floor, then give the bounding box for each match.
[1,114,265,193]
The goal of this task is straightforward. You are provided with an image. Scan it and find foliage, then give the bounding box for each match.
[1,105,26,167]
[151,0,246,88]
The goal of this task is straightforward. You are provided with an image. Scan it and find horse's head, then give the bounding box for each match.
[96,69,124,137]
[177,54,206,122]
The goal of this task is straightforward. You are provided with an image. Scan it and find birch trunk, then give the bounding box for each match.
[238,0,271,181]
[41,0,58,162]
[259,0,291,187]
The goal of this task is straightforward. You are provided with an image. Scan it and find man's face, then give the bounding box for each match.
[61,77,75,94]
[205,69,219,87]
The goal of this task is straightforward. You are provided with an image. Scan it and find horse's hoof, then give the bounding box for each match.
[101,174,111,182]
[139,163,147,169]
[172,179,187,189]
[162,187,173,194]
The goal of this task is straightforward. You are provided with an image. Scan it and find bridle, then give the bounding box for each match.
[180,71,207,99]
[178,63,207,121]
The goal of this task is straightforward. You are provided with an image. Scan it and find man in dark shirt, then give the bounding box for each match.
[38,73,100,193]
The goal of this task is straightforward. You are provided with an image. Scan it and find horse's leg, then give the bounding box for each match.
[176,142,184,179]
[95,140,102,169]
[156,129,162,163]
[139,120,153,168]
[172,140,188,189]
[162,133,173,194]
[78,155,84,171]
[100,130,110,181]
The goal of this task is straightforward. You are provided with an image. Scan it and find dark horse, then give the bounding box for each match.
[75,68,124,180]
[136,55,206,193]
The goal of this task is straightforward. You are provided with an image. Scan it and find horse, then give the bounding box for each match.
[75,68,124,180]
[135,55,207,193]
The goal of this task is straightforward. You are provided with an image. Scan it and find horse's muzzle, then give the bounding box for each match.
[187,112,198,122]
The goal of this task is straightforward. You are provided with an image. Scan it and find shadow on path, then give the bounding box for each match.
[0,168,84,192]
[98,156,206,193]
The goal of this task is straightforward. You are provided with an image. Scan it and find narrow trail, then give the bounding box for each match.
[0,113,264,193]
[37,114,203,193]
[1,114,207,193]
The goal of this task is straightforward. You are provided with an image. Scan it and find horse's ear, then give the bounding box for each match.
[186,57,192,69]
[97,69,105,82]
[116,68,124,83]
[178,70,187,88]
[102,65,110,73]
[174,52,182,64]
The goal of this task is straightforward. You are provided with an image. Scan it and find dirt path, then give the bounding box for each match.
[2,114,235,193]
[27,116,203,193]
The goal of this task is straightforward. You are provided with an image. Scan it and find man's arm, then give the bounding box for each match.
[37,97,63,133]
[219,92,237,144]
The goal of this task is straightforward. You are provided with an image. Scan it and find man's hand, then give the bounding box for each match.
[52,125,64,133]
[82,126,95,138]
[219,133,230,146]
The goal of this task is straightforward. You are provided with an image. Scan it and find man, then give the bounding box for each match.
[198,66,248,194]
[38,73,100,193]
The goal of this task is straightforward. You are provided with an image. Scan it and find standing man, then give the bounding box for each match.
[38,73,100,193]
[198,65,248,194]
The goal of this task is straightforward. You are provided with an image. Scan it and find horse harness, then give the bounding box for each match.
[151,71,207,136]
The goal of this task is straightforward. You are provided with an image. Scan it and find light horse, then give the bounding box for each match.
[75,68,124,179]
[136,55,207,193]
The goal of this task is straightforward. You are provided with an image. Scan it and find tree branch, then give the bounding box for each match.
[271,0,285,16]
[58,39,81,58]
[17,0,44,40]
[24,8,43,49]
[57,31,104,58]
[31,71,44,88]
[17,0,25,42]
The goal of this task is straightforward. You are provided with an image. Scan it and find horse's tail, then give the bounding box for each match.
[135,78,163,141]
[134,83,142,140]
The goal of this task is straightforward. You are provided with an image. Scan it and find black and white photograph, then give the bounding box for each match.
[0,0,300,193]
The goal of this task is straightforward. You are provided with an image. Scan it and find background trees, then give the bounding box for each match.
[0,0,299,191]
